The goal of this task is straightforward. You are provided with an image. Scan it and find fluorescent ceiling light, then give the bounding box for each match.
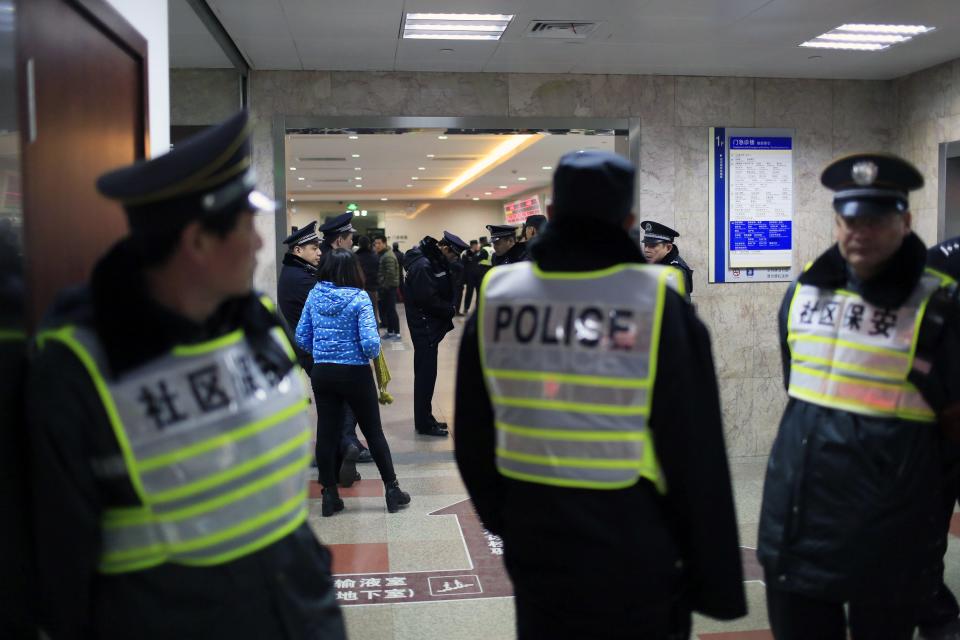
[355,184,362,188]
[403,12,513,41]
[518,177,527,181]
[484,191,492,195]
[499,185,508,189]
[352,154,360,158]
[348,135,359,140]
[800,23,934,51]
[438,135,448,140]
[298,177,305,181]
[473,197,480,201]
[418,167,426,171]
[381,198,388,201]
[406,184,413,188]
[289,167,296,171]
[354,167,362,171]
[542,166,552,170]
[427,154,435,158]
[441,135,538,196]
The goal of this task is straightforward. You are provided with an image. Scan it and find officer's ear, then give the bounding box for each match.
[902,211,913,234]
[622,212,636,232]
[180,219,215,262]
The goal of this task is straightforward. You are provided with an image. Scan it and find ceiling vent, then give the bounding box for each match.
[298,156,346,162]
[525,20,600,39]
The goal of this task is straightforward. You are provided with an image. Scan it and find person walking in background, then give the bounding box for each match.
[374,235,401,340]
[355,235,381,326]
[296,248,410,517]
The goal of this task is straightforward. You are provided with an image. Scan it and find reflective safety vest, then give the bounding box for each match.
[478,249,492,268]
[478,262,672,491]
[38,312,311,574]
[786,268,947,422]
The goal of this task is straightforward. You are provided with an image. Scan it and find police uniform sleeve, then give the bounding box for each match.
[778,282,798,391]
[27,340,108,639]
[407,262,455,320]
[453,313,505,535]
[649,291,747,620]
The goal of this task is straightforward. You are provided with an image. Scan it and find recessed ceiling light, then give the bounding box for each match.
[352,153,360,158]
[402,13,513,41]
[518,177,527,181]
[289,198,295,202]
[438,135,448,140]
[381,197,388,201]
[541,166,552,170]
[472,197,480,201]
[348,135,359,140]
[355,184,362,188]
[800,23,934,51]
[355,176,362,180]
[418,167,426,171]
[499,185,508,189]
[361,210,367,216]
[484,191,492,195]
[297,176,304,181]
[289,167,296,171]
[427,154,435,158]
[406,184,413,188]
[354,167,362,171]
[412,176,419,180]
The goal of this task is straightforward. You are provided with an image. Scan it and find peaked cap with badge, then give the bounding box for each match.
[319,212,356,237]
[640,221,679,245]
[96,110,273,235]
[485,224,518,240]
[441,230,470,253]
[821,152,923,219]
[283,220,320,247]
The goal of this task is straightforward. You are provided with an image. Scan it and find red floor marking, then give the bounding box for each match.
[328,543,391,574]
[699,631,773,640]
[950,513,960,538]
[309,479,384,498]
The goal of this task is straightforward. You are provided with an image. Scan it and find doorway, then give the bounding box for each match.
[939,140,960,242]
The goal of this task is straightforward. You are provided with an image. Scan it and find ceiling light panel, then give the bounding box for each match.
[799,24,934,51]
[402,13,514,41]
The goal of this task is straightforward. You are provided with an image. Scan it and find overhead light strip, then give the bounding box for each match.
[440,135,540,197]
[799,23,934,52]
[402,12,514,41]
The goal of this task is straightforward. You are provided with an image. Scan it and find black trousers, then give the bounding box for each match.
[515,596,690,640]
[765,586,916,640]
[455,283,464,314]
[311,363,397,488]
[463,277,480,313]
[412,338,439,430]
[378,288,400,334]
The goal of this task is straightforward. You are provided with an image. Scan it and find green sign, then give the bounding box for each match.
[346,203,358,211]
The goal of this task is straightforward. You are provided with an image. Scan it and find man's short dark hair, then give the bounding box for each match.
[135,205,248,268]
[374,235,387,244]
[469,239,478,245]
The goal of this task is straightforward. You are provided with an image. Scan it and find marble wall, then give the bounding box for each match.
[171,69,900,457]
[893,57,960,243]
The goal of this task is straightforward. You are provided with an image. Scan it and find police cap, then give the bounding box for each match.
[96,111,273,235]
[486,224,518,240]
[552,150,635,224]
[283,220,320,246]
[319,212,356,236]
[821,152,923,218]
[640,221,679,245]
[441,230,470,253]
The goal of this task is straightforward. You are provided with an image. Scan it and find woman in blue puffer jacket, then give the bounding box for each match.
[296,249,410,516]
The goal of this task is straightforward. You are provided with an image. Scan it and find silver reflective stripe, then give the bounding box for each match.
[786,272,941,422]
[481,263,664,489]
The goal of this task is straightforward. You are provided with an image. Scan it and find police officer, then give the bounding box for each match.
[486,224,527,265]
[455,150,746,639]
[319,212,356,260]
[26,112,345,639]
[757,153,960,639]
[278,221,321,372]
[641,221,693,298]
[402,231,466,437]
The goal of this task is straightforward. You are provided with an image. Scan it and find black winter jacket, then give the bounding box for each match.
[277,253,319,370]
[491,241,527,266]
[656,245,693,297]
[758,234,950,604]
[402,239,455,346]
[454,217,746,631]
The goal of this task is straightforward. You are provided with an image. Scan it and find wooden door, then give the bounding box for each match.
[17,0,149,328]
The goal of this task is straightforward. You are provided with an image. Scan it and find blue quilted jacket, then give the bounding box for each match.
[295,281,380,365]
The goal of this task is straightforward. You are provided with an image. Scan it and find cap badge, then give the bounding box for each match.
[643,222,652,231]
[851,160,878,187]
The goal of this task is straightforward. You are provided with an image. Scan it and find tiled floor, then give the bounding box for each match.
[305,307,960,639]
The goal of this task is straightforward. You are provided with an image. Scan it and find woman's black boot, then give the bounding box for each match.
[385,481,411,514]
[321,486,344,517]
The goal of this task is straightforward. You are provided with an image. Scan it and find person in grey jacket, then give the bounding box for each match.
[375,235,401,339]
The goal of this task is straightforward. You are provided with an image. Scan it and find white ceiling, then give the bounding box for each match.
[168,0,960,80]
[284,130,620,201]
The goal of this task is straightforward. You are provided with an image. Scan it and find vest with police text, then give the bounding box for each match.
[479,262,672,491]
[786,269,945,422]
[39,314,311,574]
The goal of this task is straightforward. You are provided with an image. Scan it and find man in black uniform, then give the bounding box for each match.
[758,153,960,639]
[455,150,746,639]
[278,221,320,372]
[641,220,693,298]
[486,224,527,265]
[521,213,546,245]
[402,231,466,437]
[461,240,487,314]
[27,111,345,639]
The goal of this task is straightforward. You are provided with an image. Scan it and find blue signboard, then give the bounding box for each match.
[730,221,793,251]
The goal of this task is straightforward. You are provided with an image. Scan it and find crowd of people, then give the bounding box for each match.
[14,108,960,640]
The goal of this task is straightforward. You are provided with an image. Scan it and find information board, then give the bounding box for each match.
[709,128,795,283]
[504,195,542,224]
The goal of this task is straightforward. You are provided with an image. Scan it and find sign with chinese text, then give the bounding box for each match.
[504,195,542,225]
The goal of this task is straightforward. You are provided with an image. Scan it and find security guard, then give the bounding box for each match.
[641,221,693,298]
[455,150,746,639]
[278,221,321,371]
[26,112,345,639]
[757,153,960,639]
[318,212,356,261]
[486,224,527,265]
[521,213,547,245]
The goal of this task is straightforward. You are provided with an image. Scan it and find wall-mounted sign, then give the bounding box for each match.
[504,195,542,225]
[709,127,795,283]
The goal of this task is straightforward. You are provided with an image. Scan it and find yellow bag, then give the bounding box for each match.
[374,350,393,405]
